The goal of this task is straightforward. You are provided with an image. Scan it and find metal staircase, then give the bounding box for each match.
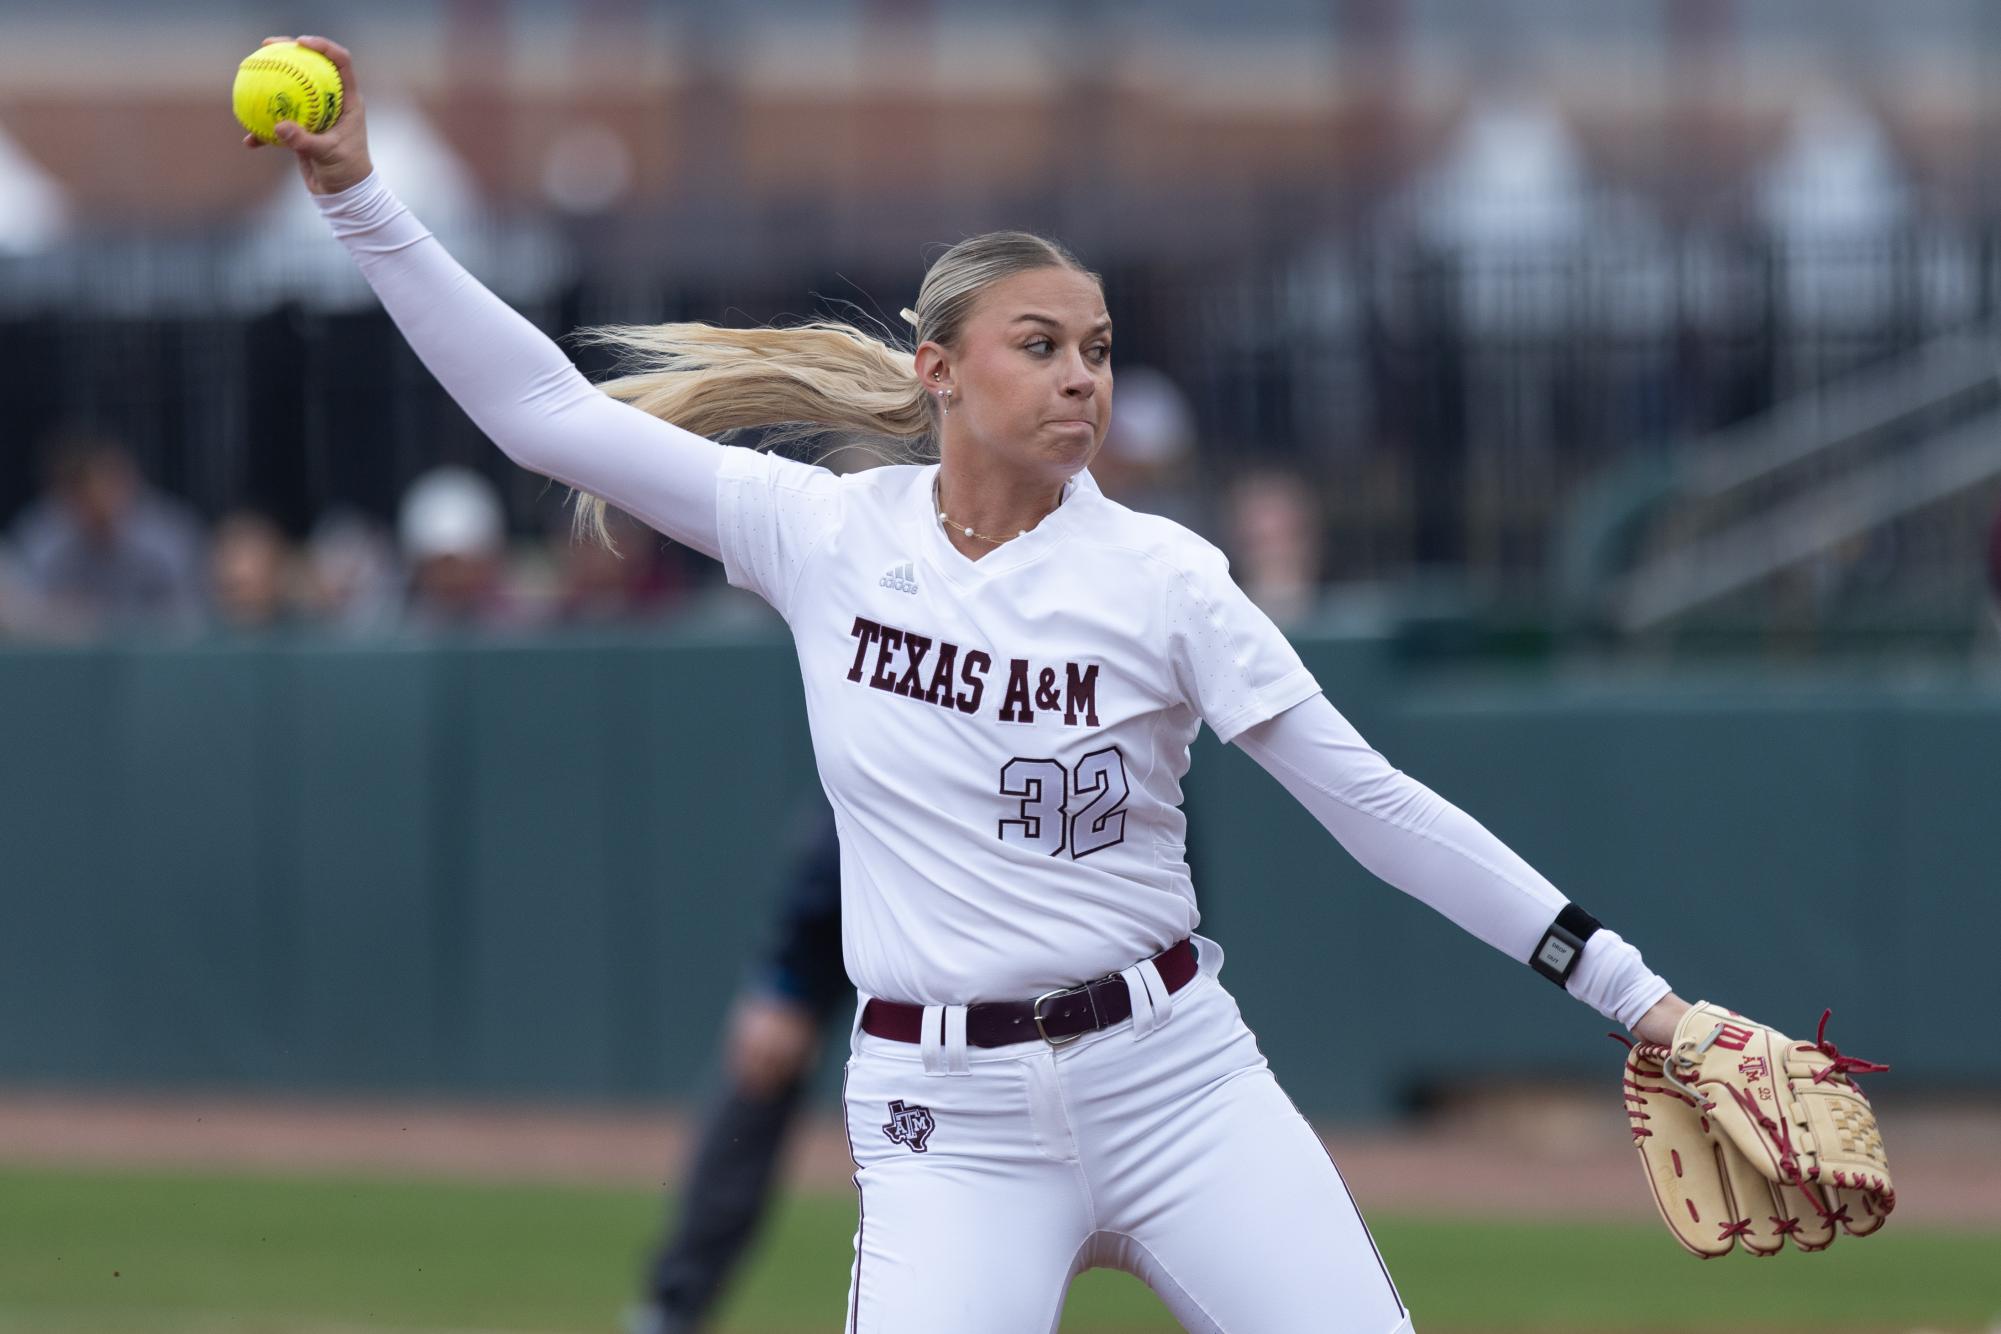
[1566,332,2001,639]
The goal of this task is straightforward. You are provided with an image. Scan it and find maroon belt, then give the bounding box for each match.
[861,939,1198,1048]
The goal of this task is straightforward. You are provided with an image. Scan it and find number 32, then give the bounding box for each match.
[998,747,1130,859]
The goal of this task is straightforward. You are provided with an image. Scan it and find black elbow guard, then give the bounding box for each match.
[1530,903,1602,987]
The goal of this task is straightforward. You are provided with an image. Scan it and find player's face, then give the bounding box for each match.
[946,267,1113,486]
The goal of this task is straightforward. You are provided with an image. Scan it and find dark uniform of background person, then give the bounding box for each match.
[628,807,847,1334]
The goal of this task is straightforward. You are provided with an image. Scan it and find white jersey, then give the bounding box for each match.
[717,451,1317,1003]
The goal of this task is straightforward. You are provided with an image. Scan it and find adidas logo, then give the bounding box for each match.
[878,560,919,594]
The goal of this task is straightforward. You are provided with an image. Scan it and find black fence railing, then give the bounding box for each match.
[4,213,1996,599]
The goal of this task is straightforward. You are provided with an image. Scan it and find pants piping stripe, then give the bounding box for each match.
[842,1064,866,1332]
[1322,1146,1406,1317]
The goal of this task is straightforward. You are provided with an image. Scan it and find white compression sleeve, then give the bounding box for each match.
[312,172,727,560]
[1235,695,1672,1029]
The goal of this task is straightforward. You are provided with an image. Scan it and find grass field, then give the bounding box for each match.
[1,1165,1996,1332]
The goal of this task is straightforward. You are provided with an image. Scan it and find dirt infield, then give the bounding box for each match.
[0,1084,1991,1228]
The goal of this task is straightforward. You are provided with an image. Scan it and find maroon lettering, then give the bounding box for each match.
[1033,666,1062,712]
[847,617,882,683]
[847,622,1104,728]
[1063,662,1100,727]
[868,627,905,693]
[957,650,991,714]
[893,633,932,699]
[923,641,959,707]
[999,658,1036,723]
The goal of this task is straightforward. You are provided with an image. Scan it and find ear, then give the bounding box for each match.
[913,340,955,400]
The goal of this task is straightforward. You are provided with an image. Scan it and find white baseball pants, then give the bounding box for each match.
[840,942,1414,1333]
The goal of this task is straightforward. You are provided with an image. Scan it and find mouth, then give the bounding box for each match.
[1047,418,1096,432]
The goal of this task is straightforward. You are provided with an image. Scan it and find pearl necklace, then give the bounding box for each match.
[934,478,1029,546]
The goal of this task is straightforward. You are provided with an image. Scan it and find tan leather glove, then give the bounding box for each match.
[1622,1001,1891,1258]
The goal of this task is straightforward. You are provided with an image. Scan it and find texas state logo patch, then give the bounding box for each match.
[882,1099,936,1153]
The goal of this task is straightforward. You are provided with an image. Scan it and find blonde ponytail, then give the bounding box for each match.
[570,321,930,546]
[573,229,1094,549]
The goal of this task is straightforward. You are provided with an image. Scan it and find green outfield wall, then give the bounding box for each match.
[0,631,1988,1118]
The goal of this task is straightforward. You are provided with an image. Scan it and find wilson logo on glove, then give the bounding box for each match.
[1709,1021,1757,1052]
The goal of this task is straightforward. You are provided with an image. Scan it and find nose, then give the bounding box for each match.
[1059,351,1096,397]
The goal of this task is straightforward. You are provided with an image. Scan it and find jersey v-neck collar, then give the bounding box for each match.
[914,463,1088,588]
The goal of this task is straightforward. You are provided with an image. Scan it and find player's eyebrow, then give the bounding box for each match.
[1012,312,1113,336]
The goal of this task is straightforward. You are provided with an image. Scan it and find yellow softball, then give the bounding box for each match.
[233,41,344,144]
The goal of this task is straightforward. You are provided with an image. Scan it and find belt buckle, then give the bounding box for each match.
[1032,986,1088,1046]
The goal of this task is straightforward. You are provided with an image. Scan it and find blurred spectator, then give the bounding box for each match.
[1090,366,1203,531]
[0,542,48,639]
[208,510,299,633]
[396,465,532,631]
[9,433,205,637]
[1224,468,1324,624]
[301,511,402,636]
[546,504,685,626]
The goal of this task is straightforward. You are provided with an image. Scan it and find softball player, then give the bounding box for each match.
[258,37,1689,1332]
